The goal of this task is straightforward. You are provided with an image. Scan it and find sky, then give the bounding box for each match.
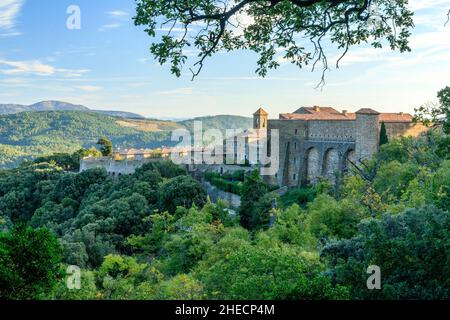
[0,0,449,119]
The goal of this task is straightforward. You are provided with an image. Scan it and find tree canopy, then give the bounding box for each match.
[134,0,413,83]
[0,224,63,299]
[414,86,450,134]
[97,137,113,157]
[239,170,273,230]
[322,206,450,299]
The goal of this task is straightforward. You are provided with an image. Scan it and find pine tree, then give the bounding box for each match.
[97,137,113,156]
[380,122,388,146]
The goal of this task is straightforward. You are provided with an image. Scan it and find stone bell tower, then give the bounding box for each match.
[253,107,269,129]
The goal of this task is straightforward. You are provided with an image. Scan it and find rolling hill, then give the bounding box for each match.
[0,104,29,114]
[0,110,252,168]
[180,115,253,133]
[0,100,145,119]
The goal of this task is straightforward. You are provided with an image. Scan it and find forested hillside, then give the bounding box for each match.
[0,128,448,300]
[0,111,173,168]
[0,111,253,168]
[180,115,252,133]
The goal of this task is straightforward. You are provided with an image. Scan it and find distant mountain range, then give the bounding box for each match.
[0,100,145,119]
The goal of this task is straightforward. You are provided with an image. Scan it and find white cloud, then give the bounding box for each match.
[0,92,18,97]
[107,10,129,17]
[209,76,306,81]
[409,29,450,49]
[0,59,90,77]
[409,0,449,12]
[156,27,193,33]
[101,24,121,29]
[0,59,55,75]
[127,82,151,88]
[0,0,24,29]
[0,0,25,36]
[0,77,27,84]
[229,11,254,37]
[409,0,450,29]
[330,18,450,68]
[53,68,90,78]
[76,85,102,92]
[156,87,194,95]
[98,23,121,32]
[119,94,143,99]
[0,30,22,37]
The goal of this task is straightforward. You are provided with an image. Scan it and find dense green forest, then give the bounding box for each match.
[0,111,252,168]
[0,125,448,299]
[180,115,253,133]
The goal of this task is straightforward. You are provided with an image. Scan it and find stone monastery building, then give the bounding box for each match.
[257,106,427,187]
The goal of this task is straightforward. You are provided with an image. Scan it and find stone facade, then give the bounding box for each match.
[264,106,428,188]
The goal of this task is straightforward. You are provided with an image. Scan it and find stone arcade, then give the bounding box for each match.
[261,106,427,187]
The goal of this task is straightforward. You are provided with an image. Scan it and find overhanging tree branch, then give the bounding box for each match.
[134,0,414,82]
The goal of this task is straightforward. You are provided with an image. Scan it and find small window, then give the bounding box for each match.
[295,129,298,134]
[293,174,297,180]
[294,142,297,149]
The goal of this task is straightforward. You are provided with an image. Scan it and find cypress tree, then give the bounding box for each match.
[380,121,388,146]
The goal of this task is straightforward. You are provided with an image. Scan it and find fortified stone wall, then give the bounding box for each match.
[307,120,356,141]
[385,122,429,139]
[188,163,255,175]
[80,157,160,175]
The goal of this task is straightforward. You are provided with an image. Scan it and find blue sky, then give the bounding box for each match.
[0,0,449,118]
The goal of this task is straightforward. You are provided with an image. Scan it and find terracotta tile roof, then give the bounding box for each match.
[294,106,341,114]
[379,113,413,123]
[279,106,413,123]
[280,112,356,121]
[253,107,268,115]
[356,108,380,115]
[161,147,173,154]
[117,148,153,155]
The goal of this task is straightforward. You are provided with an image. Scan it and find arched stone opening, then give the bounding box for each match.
[343,149,356,173]
[323,148,339,184]
[306,147,320,184]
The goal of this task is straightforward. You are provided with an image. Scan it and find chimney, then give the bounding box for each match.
[313,106,320,112]
[342,110,348,116]
[399,112,404,116]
